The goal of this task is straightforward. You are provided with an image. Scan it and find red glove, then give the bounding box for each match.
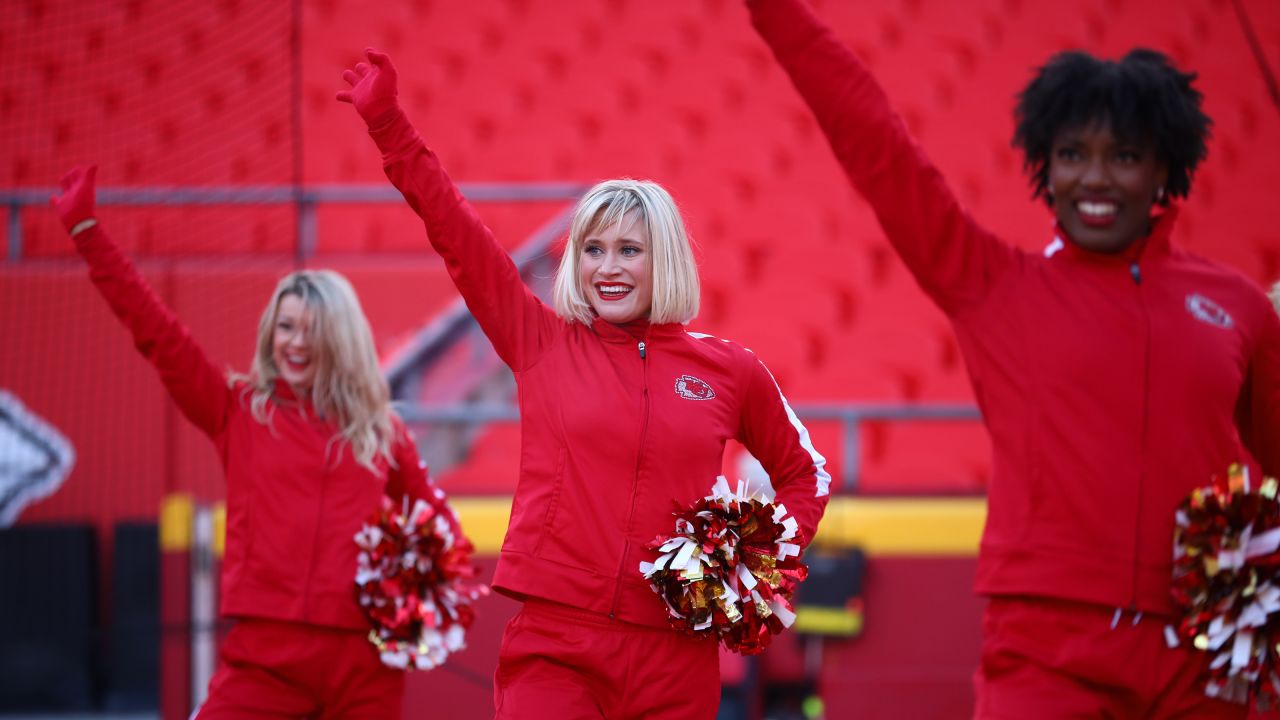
[51,165,98,235]
[336,48,400,127]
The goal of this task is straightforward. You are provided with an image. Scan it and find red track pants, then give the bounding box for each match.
[194,618,404,719]
[974,596,1248,719]
[494,599,720,719]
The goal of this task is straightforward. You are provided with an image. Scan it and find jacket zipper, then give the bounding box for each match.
[1130,260,1149,613]
[609,338,650,618]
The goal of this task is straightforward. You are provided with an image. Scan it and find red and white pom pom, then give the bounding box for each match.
[354,495,488,670]
[1172,463,1280,707]
[640,476,808,655]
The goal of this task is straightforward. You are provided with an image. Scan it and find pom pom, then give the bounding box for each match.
[641,476,808,655]
[354,495,488,670]
[1172,463,1280,707]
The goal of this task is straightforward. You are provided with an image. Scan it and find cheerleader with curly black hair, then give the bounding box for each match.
[747,0,1280,716]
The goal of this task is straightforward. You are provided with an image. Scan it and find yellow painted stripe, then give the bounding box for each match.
[451,495,986,556]
[159,494,194,552]
[453,497,514,554]
[793,606,864,636]
[811,496,986,555]
[198,496,984,557]
[213,503,226,559]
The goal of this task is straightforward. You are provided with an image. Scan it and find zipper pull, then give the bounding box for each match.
[1129,262,1141,284]
[638,341,646,359]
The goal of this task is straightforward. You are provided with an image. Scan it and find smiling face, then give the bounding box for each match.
[1048,120,1169,254]
[271,293,316,392]
[577,210,653,325]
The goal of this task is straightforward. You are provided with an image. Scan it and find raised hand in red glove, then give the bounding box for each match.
[336,48,400,127]
[51,165,98,236]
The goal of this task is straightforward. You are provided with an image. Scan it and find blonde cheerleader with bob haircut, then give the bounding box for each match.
[551,179,701,326]
[340,47,831,720]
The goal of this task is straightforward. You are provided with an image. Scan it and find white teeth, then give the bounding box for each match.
[599,285,630,294]
[1078,201,1117,217]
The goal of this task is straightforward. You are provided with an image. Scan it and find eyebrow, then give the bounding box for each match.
[584,233,648,245]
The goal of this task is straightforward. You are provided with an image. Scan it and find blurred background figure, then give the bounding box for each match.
[52,164,462,719]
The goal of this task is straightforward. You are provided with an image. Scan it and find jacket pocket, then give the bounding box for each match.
[532,446,567,555]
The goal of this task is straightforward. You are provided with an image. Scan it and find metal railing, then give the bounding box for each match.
[1,182,590,262]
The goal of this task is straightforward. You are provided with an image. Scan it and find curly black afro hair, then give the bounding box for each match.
[1012,48,1212,206]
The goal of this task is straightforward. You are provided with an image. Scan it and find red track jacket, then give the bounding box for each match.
[75,225,445,630]
[367,109,832,628]
[751,0,1280,617]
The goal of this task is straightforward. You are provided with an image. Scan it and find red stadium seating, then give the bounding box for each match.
[5,0,1280,716]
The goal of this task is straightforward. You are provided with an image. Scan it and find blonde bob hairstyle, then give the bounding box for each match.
[233,270,395,473]
[552,179,700,325]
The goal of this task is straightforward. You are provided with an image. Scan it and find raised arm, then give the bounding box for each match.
[52,166,231,437]
[747,0,1016,314]
[338,49,558,371]
[737,352,830,547]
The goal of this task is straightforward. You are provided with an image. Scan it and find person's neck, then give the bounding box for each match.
[614,317,651,340]
[276,378,312,402]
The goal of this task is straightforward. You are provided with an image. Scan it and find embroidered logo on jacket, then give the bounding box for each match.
[674,375,716,401]
[1185,293,1234,329]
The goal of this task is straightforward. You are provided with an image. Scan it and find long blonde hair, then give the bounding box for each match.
[233,270,394,472]
[552,179,700,325]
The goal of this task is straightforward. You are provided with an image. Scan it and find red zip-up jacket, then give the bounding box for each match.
[367,109,832,628]
[751,0,1280,617]
[75,224,449,630]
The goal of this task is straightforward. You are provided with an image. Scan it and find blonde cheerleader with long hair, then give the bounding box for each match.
[53,165,464,719]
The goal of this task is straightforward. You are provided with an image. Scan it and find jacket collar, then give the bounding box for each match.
[271,378,314,410]
[589,317,686,344]
[272,377,297,400]
[1049,204,1178,265]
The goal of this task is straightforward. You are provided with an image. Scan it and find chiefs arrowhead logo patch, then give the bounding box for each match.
[1185,293,1234,330]
[674,375,716,401]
